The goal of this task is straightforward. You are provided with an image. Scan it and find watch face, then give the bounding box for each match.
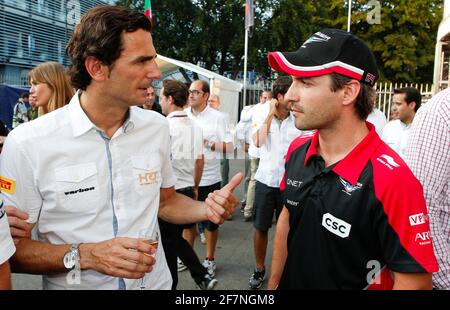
[64,252,75,269]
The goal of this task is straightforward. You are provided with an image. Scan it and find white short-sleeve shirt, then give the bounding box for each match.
[381,119,411,159]
[248,102,270,158]
[0,92,176,290]
[167,111,203,190]
[185,105,233,187]
[0,199,16,264]
[253,112,303,188]
[367,108,387,136]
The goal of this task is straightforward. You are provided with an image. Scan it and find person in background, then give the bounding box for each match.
[186,80,234,278]
[382,87,421,158]
[28,61,74,116]
[142,85,163,115]
[159,79,217,290]
[366,93,387,136]
[249,76,304,289]
[243,90,272,222]
[12,92,30,129]
[405,88,450,289]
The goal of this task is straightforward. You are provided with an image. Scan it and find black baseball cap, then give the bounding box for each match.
[268,29,378,86]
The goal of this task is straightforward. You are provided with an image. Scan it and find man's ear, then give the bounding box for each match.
[342,80,361,107]
[168,95,175,106]
[84,56,108,82]
[408,101,416,111]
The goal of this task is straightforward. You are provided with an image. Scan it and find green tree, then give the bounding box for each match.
[326,0,442,83]
[116,0,442,83]
[117,0,276,77]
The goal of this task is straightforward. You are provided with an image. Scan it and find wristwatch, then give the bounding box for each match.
[63,244,80,271]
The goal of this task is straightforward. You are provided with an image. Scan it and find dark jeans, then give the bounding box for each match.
[198,182,222,231]
[158,186,208,289]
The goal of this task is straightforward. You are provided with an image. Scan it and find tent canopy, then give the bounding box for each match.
[156,55,242,125]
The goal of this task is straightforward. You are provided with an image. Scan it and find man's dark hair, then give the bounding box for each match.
[394,87,421,112]
[162,80,189,108]
[66,5,151,90]
[272,76,292,98]
[20,92,29,99]
[329,73,375,120]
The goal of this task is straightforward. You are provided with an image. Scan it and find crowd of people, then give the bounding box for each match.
[0,5,448,290]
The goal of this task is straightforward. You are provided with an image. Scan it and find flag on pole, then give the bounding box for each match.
[144,0,152,26]
[245,0,254,29]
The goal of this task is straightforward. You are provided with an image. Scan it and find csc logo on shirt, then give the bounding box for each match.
[322,213,352,238]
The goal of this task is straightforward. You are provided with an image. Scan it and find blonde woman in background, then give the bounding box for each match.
[29,61,74,116]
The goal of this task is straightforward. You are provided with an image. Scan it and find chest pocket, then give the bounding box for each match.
[54,163,100,212]
[131,155,162,198]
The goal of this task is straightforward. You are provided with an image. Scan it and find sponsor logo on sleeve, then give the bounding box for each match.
[409,213,428,226]
[0,176,16,194]
[376,154,400,170]
[414,231,432,246]
[321,213,352,238]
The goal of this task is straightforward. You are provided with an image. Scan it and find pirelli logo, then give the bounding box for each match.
[0,176,16,194]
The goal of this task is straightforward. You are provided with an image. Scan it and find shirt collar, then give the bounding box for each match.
[187,104,210,117]
[167,110,187,118]
[69,90,135,137]
[304,122,382,185]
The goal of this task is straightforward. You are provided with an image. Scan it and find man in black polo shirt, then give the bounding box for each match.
[266,29,438,290]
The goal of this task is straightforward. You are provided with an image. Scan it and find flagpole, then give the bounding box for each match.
[243,28,249,108]
[347,0,352,32]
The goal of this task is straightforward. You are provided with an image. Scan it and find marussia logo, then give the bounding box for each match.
[301,32,331,48]
[376,154,400,170]
[339,177,363,196]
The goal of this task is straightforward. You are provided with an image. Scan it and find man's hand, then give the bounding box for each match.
[81,237,157,279]
[5,206,33,244]
[205,172,244,224]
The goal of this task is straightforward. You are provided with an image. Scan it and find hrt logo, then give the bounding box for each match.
[415,231,431,246]
[139,171,159,185]
[409,213,427,226]
[321,213,352,238]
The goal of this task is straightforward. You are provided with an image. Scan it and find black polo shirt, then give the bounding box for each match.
[279,123,438,289]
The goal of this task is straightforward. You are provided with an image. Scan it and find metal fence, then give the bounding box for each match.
[374,82,434,121]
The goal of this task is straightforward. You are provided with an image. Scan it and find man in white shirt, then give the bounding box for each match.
[207,95,230,190]
[366,93,387,136]
[159,79,217,290]
[243,90,272,221]
[186,80,234,277]
[0,199,15,289]
[381,87,421,158]
[249,76,304,289]
[0,6,241,290]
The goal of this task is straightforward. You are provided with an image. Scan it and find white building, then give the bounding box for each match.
[433,0,450,92]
